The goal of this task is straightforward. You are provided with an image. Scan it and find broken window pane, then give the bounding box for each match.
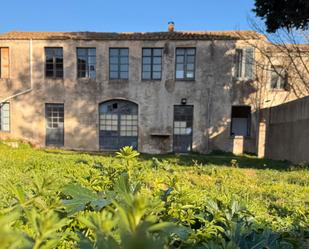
[175,48,196,80]
[77,48,96,79]
[45,47,63,78]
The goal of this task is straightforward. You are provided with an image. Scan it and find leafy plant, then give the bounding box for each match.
[0,143,307,248]
[116,146,140,177]
[62,183,111,215]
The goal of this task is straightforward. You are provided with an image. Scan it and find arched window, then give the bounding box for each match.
[99,100,138,150]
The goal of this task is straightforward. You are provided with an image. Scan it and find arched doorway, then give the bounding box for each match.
[99,100,138,150]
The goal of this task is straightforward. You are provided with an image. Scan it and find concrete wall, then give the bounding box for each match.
[0,38,268,154]
[263,96,309,163]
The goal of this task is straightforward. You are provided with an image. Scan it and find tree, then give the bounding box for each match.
[253,0,309,33]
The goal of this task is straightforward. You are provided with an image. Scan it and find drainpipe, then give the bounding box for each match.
[0,39,33,104]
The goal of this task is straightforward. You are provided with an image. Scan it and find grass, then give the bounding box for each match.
[0,141,308,248]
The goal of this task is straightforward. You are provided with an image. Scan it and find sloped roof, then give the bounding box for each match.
[266,43,309,52]
[0,30,265,41]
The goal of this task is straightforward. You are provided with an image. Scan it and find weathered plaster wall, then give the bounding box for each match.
[0,38,267,154]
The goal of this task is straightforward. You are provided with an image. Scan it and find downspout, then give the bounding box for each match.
[0,39,33,104]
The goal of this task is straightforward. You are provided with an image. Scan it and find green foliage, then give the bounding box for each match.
[0,143,308,248]
[253,0,309,32]
[62,184,110,215]
[116,146,140,161]
[116,146,140,177]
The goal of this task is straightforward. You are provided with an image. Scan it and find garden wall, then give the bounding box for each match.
[264,96,309,163]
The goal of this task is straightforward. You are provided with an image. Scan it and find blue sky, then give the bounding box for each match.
[1,0,258,33]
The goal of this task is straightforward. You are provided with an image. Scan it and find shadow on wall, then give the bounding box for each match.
[2,39,297,155]
[7,51,101,150]
[205,39,260,154]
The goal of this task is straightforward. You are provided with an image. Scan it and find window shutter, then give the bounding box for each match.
[0,48,9,79]
[283,70,290,91]
[245,48,253,79]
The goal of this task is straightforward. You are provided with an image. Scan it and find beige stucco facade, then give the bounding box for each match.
[0,30,308,157]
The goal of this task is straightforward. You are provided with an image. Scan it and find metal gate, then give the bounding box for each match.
[173,105,193,153]
[45,104,64,146]
[99,100,138,150]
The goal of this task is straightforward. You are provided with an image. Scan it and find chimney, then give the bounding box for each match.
[168,21,175,32]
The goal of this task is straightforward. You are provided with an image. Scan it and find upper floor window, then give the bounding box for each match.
[0,102,10,132]
[175,48,196,80]
[235,48,253,79]
[142,48,162,80]
[0,47,9,79]
[109,48,129,80]
[270,66,288,90]
[77,48,96,79]
[45,47,63,78]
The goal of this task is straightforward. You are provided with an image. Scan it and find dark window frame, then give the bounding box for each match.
[173,105,194,153]
[109,48,129,80]
[235,47,254,79]
[230,105,251,137]
[175,47,196,81]
[270,66,288,90]
[76,47,96,79]
[141,48,163,80]
[45,47,63,79]
[45,103,64,146]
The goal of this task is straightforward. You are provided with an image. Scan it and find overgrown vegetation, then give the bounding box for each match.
[0,142,308,248]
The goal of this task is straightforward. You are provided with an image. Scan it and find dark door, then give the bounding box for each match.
[99,100,138,150]
[173,105,193,153]
[45,104,64,146]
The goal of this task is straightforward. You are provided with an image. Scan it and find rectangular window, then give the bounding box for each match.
[45,47,63,78]
[230,106,251,137]
[235,48,253,79]
[142,48,162,80]
[0,102,10,132]
[109,48,129,80]
[270,66,288,90]
[175,48,196,80]
[0,47,10,79]
[77,48,96,79]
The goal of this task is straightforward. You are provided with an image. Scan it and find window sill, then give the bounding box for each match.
[76,78,97,83]
[45,77,64,81]
[229,135,251,139]
[0,130,11,133]
[108,79,129,83]
[175,79,195,82]
[141,79,162,82]
[150,133,171,137]
[234,77,253,82]
[268,89,288,92]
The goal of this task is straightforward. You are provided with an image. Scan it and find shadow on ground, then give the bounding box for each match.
[140,151,292,170]
[41,146,292,171]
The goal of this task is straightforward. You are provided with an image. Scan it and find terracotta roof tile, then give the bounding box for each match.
[0,30,264,41]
